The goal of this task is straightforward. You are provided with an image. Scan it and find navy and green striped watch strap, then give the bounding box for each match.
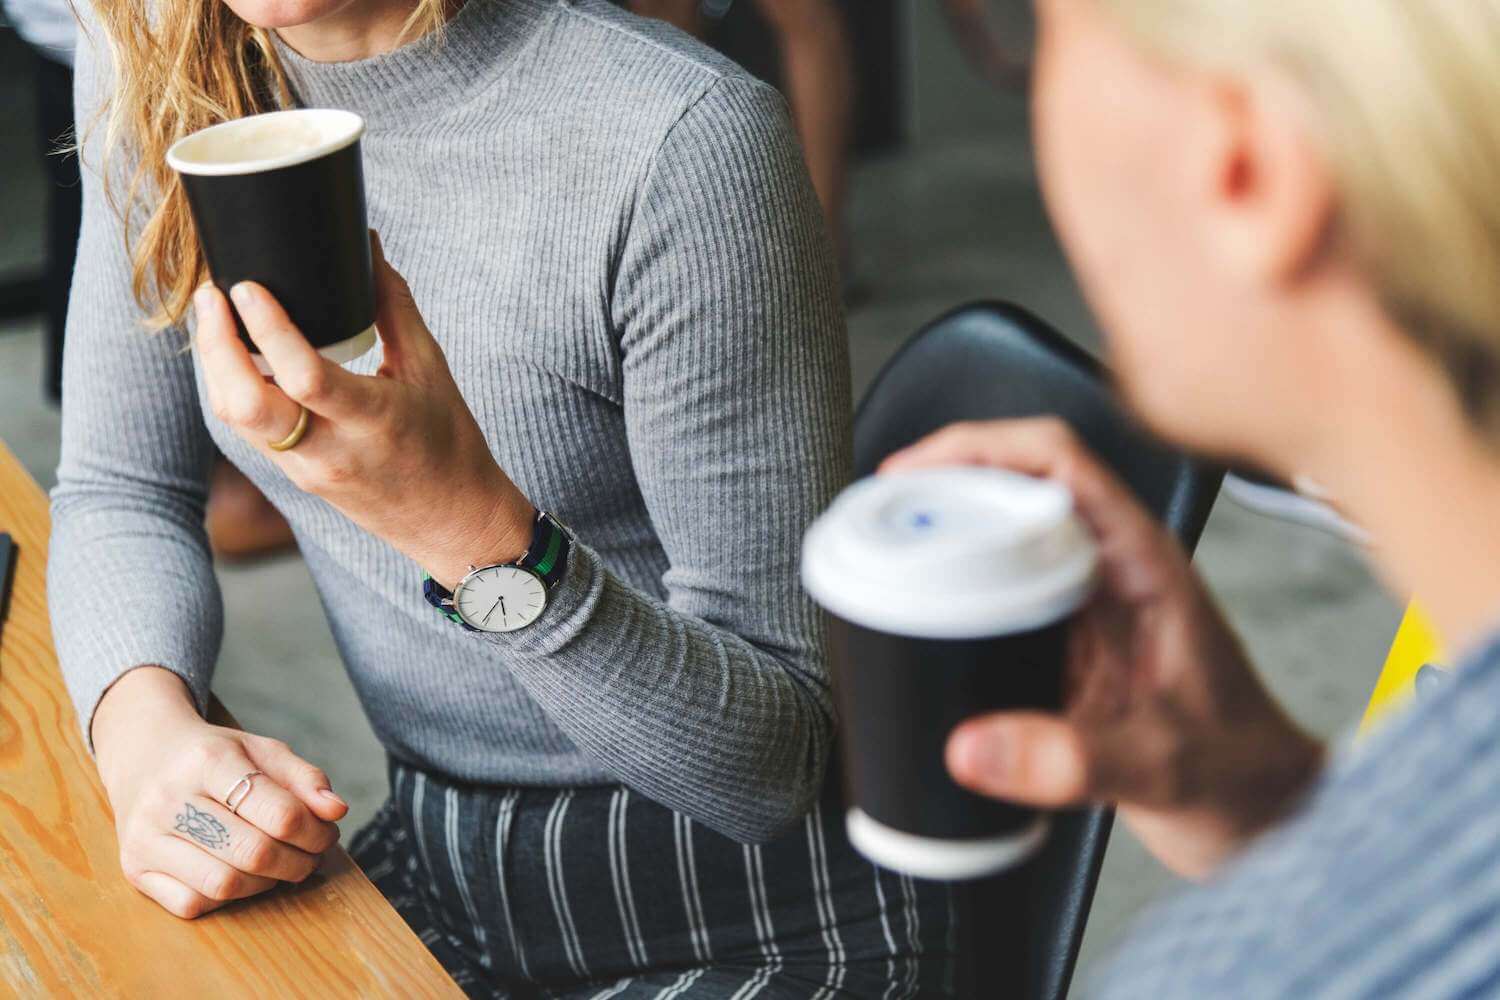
[522,511,569,588]
[421,511,570,630]
[422,573,478,631]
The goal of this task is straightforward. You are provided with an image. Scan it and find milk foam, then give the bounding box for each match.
[167,109,364,176]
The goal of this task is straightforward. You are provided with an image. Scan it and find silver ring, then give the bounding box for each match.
[223,770,264,816]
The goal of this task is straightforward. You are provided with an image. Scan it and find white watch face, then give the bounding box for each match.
[452,565,548,633]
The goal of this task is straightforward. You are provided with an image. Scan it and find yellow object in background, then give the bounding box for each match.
[1360,602,1444,735]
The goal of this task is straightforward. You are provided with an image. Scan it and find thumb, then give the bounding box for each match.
[369,230,434,365]
[946,710,1176,810]
[242,735,349,822]
[946,712,1095,808]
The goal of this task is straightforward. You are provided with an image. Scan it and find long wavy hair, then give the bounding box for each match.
[91,0,448,330]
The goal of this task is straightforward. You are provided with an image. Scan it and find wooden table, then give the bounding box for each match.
[0,440,462,997]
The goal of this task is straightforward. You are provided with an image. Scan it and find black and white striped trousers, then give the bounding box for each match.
[350,761,956,998]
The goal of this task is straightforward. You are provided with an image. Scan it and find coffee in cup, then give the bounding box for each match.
[802,467,1098,880]
[167,108,376,374]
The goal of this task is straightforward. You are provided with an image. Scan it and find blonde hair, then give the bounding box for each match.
[1098,0,1500,434]
[92,0,448,330]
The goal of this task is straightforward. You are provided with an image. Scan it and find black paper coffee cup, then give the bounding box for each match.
[802,467,1098,880]
[167,108,376,374]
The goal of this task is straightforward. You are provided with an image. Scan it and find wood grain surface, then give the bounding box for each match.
[0,440,462,998]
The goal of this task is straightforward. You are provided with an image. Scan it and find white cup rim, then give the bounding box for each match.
[166,108,365,177]
[846,809,1049,880]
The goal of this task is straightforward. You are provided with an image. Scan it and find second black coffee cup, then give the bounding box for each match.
[167,108,376,373]
[802,466,1098,880]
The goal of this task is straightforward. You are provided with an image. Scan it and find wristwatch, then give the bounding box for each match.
[422,510,571,633]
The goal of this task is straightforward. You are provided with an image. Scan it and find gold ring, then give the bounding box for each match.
[267,405,310,452]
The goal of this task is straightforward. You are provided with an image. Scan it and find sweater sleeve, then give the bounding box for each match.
[494,75,853,843]
[47,12,223,744]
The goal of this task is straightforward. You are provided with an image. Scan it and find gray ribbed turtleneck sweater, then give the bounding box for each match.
[51,0,850,843]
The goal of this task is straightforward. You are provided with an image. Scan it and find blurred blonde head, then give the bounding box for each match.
[90,0,447,330]
[1095,0,1500,438]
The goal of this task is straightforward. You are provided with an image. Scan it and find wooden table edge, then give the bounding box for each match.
[0,437,464,997]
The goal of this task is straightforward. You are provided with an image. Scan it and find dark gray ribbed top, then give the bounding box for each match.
[51,0,851,843]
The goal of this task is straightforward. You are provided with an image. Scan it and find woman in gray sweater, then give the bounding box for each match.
[53,0,951,994]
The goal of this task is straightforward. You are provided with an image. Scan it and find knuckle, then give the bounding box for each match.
[261,800,303,841]
[183,740,216,771]
[204,867,242,901]
[282,366,327,404]
[311,823,340,854]
[289,853,320,883]
[235,834,274,874]
[248,734,291,759]
[187,739,231,784]
[225,394,271,429]
[176,895,212,920]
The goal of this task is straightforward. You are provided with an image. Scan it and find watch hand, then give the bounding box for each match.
[483,595,504,625]
[500,596,508,618]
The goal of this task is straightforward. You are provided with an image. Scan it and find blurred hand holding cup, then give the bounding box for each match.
[166,108,377,374]
[802,467,1097,880]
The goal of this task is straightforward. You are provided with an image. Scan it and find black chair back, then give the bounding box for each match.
[852,302,1223,999]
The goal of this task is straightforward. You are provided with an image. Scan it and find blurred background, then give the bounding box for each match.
[0,0,1401,980]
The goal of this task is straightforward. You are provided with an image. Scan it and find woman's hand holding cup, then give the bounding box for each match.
[882,418,1326,879]
[193,233,536,589]
[92,667,346,918]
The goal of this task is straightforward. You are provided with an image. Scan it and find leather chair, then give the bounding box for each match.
[851,302,1224,998]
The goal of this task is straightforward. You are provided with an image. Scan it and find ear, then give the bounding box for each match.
[1196,73,1336,288]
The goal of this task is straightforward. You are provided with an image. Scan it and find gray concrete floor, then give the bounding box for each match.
[0,3,1402,988]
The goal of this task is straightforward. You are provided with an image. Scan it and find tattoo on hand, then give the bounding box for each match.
[175,803,230,850]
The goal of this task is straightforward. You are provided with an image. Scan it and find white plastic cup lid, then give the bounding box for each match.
[802,467,1098,638]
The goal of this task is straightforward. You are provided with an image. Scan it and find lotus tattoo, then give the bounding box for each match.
[175,802,230,850]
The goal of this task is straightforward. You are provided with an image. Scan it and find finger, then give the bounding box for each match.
[370,230,439,368]
[195,283,304,441]
[167,796,321,883]
[198,734,341,845]
[880,418,1146,532]
[131,870,219,920]
[229,281,376,421]
[946,712,1094,808]
[947,710,1184,810]
[1063,598,1134,719]
[241,734,349,826]
[209,750,341,854]
[142,835,278,903]
[881,418,1183,601]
